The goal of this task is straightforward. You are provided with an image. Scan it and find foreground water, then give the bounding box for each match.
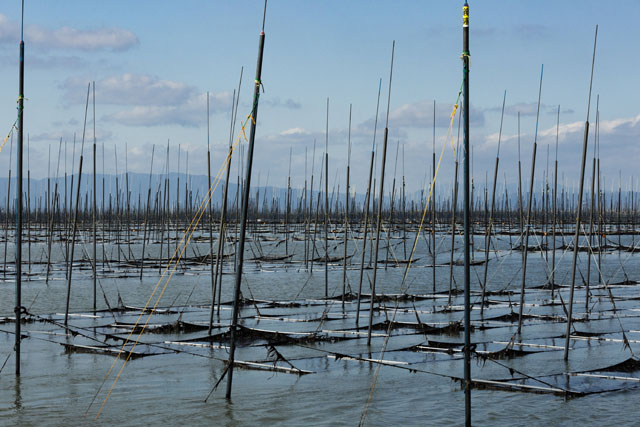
[1,229,639,425]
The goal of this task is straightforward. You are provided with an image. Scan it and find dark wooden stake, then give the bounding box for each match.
[226,1,267,399]
[342,104,352,307]
[481,90,505,314]
[355,79,381,328]
[15,0,25,375]
[367,40,394,345]
[517,64,543,334]
[462,3,471,424]
[64,83,90,329]
[565,26,598,360]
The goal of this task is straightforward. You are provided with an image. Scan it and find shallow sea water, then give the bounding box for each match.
[1,230,639,425]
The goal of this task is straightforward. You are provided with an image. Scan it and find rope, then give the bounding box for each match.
[0,344,14,375]
[0,96,25,154]
[361,86,461,425]
[94,139,235,418]
[94,136,240,416]
[92,108,257,419]
[399,96,460,288]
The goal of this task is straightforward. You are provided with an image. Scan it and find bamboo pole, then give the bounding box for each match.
[46,139,62,284]
[565,26,598,360]
[355,79,380,327]
[402,145,407,259]
[308,140,316,273]
[367,40,394,346]
[324,98,329,298]
[139,145,155,280]
[15,0,25,374]
[210,86,235,328]
[92,81,97,313]
[517,65,543,334]
[448,159,459,305]
[4,135,13,279]
[462,2,471,423]
[551,106,559,299]
[432,100,436,293]
[385,141,399,269]
[517,113,523,253]
[64,83,90,329]
[26,135,30,276]
[586,100,598,311]
[342,104,352,307]
[481,90,505,314]
[217,69,243,315]
[206,92,216,327]
[285,148,292,258]
[226,1,267,399]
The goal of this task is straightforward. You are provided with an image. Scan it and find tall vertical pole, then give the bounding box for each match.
[206,92,216,323]
[431,99,436,298]
[226,0,267,400]
[517,64,543,334]
[140,146,154,280]
[481,90,506,314]
[432,100,436,293]
[304,147,308,269]
[216,72,243,316]
[26,136,30,276]
[517,114,523,251]
[564,26,598,360]
[64,84,90,329]
[342,104,352,307]
[324,98,329,298]
[286,147,292,257]
[367,40,395,346]
[15,0,25,376]
[355,79,381,328]
[551,106,559,299]
[448,144,459,305]
[586,98,598,312]
[462,2,471,425]
[92,82,97,313]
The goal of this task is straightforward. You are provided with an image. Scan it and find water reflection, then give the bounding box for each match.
[14,376,22,412]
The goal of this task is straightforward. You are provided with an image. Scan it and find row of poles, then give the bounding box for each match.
[11,2,601,426]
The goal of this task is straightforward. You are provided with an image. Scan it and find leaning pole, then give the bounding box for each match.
[226,0,268,400]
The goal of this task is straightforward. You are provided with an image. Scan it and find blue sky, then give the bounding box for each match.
[0,0,638,196]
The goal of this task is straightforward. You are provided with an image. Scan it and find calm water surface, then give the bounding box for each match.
[1,231,639,425]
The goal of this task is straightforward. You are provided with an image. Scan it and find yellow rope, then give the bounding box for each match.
[362,100,460,425]
[0,122,16,154]
[93,113,252,419]
[0,96,28,154]
[449,104,459,163]
[400,102,459,285]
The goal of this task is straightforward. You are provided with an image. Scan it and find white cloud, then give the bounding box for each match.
[262,97,302,110]
[376,100,485,130]
[487,102,574,117]
[0,14,138,51]
[103,91,233,127]
[483,113,640,150]
[63,73,197,106]
[61,74,301,127]
[28,26,137,51]
[29,128,113,144]
[281,127,311,136]
[61,74,234,127]
[0,14,18,42]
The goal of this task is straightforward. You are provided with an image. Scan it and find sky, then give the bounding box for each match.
[0,0,638,198]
